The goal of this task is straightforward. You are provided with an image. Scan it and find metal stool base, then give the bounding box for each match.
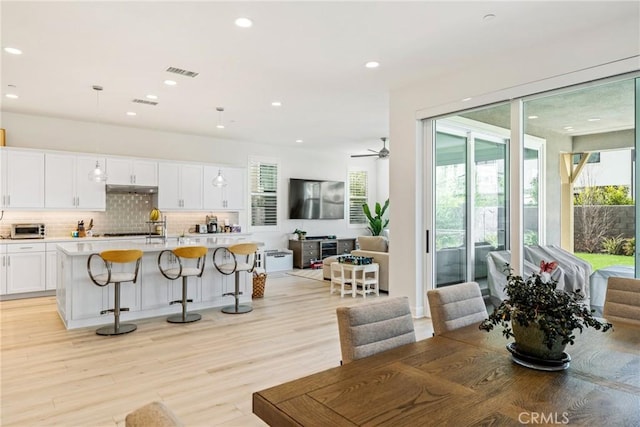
[222,305,253,314]
[96,323,137,336]
[167,313,201,323]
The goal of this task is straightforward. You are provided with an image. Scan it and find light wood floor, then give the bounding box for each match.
[1,273,433,426]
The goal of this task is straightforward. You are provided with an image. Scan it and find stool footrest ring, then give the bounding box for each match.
[170,299,193,305]
[100,307,129,315]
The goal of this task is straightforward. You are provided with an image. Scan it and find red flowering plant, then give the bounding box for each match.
[479,261,612,350]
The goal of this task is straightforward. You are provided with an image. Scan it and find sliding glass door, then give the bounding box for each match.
[426,73,638,312]
[434,112,509,290]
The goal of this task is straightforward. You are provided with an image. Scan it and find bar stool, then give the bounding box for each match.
[213,243,258,314]
[158,246,207,323]
[87,249,143,336]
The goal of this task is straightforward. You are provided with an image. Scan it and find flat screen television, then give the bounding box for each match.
[289,178,345,219]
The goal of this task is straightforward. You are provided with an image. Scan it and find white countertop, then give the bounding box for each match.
[57,235,261,256]
[2,232,251,245]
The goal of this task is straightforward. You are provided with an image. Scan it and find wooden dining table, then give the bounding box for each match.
[252,321,640,426]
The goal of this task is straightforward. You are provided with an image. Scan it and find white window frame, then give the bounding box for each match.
[348,169,369,226]
[248,156,279,231]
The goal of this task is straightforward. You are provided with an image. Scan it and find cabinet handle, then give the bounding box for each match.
[7,256,10,267]
[7,195,10,206]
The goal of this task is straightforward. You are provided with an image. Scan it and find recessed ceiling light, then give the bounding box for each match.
[126,111,137,116]
[528,115,538,119]
[587,117,601,122]
[146,94,158,100]
[5,93,18,99]
[365,61,380,69]
[462,97,472,102]
[235,17,253,28]
[164,80,177,86]
[296,139,303,143]
[216,124,225,129]
[4,47,22,55]
[271,101,282,107]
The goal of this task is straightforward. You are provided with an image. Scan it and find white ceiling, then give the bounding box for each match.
[1,1,638,154]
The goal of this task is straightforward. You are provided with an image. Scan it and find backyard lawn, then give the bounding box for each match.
[575,252,634,271]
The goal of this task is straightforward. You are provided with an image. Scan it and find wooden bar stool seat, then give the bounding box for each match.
[158,246,208,323]
[213,243,258,314]
[87,249,143,336]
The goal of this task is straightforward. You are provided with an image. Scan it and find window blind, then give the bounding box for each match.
[250,160,278,227]
[349,170,368,225]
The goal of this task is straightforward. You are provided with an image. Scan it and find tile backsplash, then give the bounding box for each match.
[0,193,239,238]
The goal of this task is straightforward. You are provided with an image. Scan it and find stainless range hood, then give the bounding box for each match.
[106,184,158,194]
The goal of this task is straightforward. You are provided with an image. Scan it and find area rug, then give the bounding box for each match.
[287,268,325,282]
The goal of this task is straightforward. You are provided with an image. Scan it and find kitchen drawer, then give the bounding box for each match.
[6,242,46,253]
[304,248,320,257]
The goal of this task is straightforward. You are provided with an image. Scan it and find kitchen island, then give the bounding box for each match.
[56,236,261,329]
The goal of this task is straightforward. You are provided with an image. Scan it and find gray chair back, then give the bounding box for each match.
[604,277,640,326]
[427,281,488,336]
[336,296,415,364]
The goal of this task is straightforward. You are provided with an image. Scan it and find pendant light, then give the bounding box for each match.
[212,106,227,187]
[212,169,227,187]
[88,85,108,182]
[216,107,225,129]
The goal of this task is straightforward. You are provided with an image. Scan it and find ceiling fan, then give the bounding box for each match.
[351,137,390,159]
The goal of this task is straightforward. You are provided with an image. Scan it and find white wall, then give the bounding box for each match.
[389,20,639,316]
[2,112,380,250]
[576,149,633,188]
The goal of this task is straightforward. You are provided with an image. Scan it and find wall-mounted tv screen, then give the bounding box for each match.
[289,178,345,220]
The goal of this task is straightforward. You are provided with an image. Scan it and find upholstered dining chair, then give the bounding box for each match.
[427,281,488,336]
[336,296,416,365]
[604,277,640,326]
[125,401,183,427]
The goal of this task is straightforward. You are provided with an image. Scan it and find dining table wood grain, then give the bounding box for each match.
[253,321,640,426]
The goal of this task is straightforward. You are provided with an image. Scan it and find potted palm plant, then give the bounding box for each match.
[362,199,389,236]
[479,261,612,361]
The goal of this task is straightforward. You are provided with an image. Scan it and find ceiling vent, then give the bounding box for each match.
[132,99,158,106]
[165,66,199,78]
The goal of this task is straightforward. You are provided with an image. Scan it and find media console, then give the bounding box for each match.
[288,237,356,269]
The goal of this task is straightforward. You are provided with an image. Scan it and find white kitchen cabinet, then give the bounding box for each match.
[106,157,158,186]
[45,153,106,210]
[158,162,203,210]
[46,243,58,291]
[1,148,45,209]
[6,243,46,294]
[140,253,172,310]
[0,244,6,295]
[203,166,246,210]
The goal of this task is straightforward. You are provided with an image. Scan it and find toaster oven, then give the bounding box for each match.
[10,223,46,239]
